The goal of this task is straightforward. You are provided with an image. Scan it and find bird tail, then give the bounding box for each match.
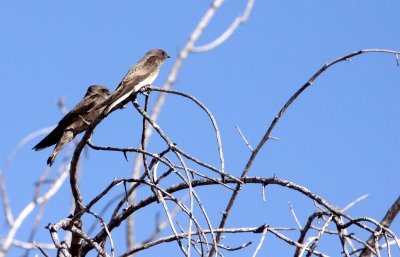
[33,128,62,151]
[47,151,59,166]
[46,130,74,166]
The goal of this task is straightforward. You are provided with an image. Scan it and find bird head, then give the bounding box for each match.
[86,85,111,98]
[146,49,170,64]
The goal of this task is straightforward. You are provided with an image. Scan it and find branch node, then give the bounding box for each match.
[254,224,269,233]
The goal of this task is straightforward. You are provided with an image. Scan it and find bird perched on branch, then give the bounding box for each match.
[33,85,110,166]
[99,49,170,114]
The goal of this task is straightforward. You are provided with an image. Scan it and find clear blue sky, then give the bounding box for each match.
[1,1,399,256]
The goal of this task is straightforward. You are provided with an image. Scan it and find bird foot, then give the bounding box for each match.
[139,85,151,96]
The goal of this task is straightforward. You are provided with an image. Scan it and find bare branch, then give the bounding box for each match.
[211,49,400,254]
[342,194,369,212]
[306,215,333,257]
[334,217,352,257]
[289,202,302,229]
[295,211,326,257]
[120,225,300,257]
[251,226,268,257]
[236,126,253,152]
[360,195,400,257]
[191,0,255,52]
[0,171,13,228]
[130,0,225,189]
[0,127,55,227]
[142,194,189,244]
[0,165,69,257]
[81,175,380,255]
[33,241,51,257]
[148,86,225,174]
[46,224,71,257]
[132,99,240,183]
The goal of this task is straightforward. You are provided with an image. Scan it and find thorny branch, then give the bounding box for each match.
[1,3,399,255]
[210,48,400,256]
[2,49,400,257]
[75,176,398,256]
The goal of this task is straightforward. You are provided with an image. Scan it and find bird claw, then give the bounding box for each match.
[139,85,151,96]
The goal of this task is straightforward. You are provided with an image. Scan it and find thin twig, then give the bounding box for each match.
[251,226,268,257]
[306,215,333,257]
[289,202,302,229]
[86,210,115,257]
[133,99,240,183]
[211,49,400,254]
[236,126,253,152]
[130,0,226,195]
[33,241,50,257]
[360,195,400,257]
[46,224,70,257]
[191,0,255,52]
[334,217,351,257]
[142,194,189,244]
[295,211,326,257]
[298,237,317,257]
[0,165,69,257]
[82,176,368,254]
[342,194,369,212]
[149,86,225,173]
[120,225,301,257]
[0,127,55,227]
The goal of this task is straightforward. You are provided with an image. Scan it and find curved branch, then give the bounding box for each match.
[0,166,69,257]
[88,141,235,190]
[130,0,225,186]
[1,127,55,227]
[81,176,388,255]
[211,49,400,253]
[191,0,255,52]
[148,86,225,174]
[360,195,400,257]
[119,225,307,257]
[132,100,240,183]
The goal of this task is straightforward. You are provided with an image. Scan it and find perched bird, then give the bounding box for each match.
[100,49,170,114]
[33,85,110,166]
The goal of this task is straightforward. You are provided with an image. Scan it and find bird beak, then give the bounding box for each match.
[167,55,171,58]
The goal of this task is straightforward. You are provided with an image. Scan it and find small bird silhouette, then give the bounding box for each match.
[33,85,110,166]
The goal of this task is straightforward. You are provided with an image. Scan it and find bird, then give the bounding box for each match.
[99,49,170,114]
[33,85,111,166]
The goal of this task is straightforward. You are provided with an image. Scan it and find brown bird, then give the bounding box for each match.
[33,85,110,166]
[100,49,169,114]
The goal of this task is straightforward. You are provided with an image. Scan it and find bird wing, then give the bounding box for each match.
[32,126,63,151]
[57,94,98,127]
[115,59,158,91]
[104,61,159,113]
[33,94,97,151]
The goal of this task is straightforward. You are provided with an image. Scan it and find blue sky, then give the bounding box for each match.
[1,1,400,256]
